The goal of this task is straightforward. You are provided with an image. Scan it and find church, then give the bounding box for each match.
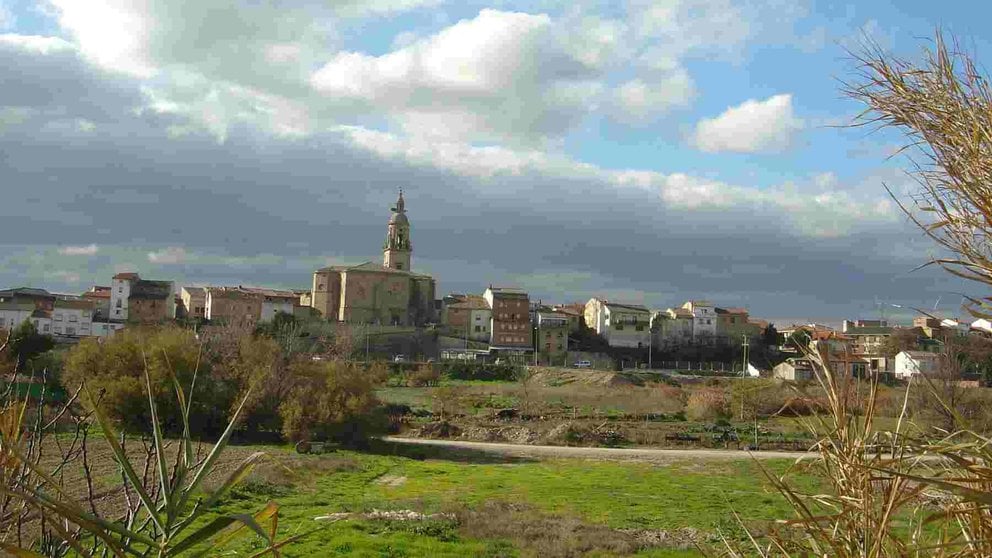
[310,192,437,326]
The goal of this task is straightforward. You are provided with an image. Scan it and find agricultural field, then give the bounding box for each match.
[378,365,965,452]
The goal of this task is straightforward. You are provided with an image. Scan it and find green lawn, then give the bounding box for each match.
[201,444,817,557]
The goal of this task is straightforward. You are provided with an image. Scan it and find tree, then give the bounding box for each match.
[5,320,54,372]
[63,326,237,434]
[848,33,992,318]
[880,328,922,358]
[761,323,780,348]
[278,360,387,445]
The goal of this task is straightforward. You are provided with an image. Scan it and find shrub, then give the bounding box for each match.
[63,326,237,435]
[685,387,730,421]
[278,360,387,445]
[408,363,441,387]
[440,361,521,382]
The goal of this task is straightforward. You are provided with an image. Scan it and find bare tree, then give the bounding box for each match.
[847,32,992,317]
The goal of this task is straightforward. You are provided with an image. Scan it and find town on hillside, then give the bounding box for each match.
[2,191,987,378]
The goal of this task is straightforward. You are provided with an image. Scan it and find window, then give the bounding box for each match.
[475,326,481,332]
[115,309,121,315]
[54,326,61,334]
[116,299,122,308]
[67,327,75,336]
[69,314,78,322]
[54,313,62,321]
[43,324,50,333]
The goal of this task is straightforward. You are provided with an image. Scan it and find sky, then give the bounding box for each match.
[1,0,990,327]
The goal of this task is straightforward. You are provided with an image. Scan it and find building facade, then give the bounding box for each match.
[894,350,941,379]
[536,311,569,364]
[442,294,492,342]
[485,287,531,352]
[110,273,175,323]
[584,298,652,348]
[180,287,207,321]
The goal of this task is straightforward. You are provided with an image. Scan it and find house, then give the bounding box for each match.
[584,298,651,348]
[81,286,112,321]
[651,309,693,348]
[549,303,585,333]
[310,192,436,326]
[772,358,815,381]
[0,288,56,312]
[0,300,49,334]
[681,300,717,341]
[715,307,761,340]
[239,287,298,322]
[535,311,569,365]
[109,273,175,323]
[841,319,895,373]
[441,294,492,342]
[894,351,942,379]
[180,287,207,321]
[485,287,531,353]
[51,298,95,338]
[205,287,263,327]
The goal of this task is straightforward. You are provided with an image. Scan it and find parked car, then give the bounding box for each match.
[393,354,407,363]
[573,360,592,368]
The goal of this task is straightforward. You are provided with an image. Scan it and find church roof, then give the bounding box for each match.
[317,261,433,279]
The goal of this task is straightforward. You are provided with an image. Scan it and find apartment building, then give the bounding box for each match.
[110,273,175,323]
[180,287,207,320]
[484,287,531,352]
[584,298,652,348]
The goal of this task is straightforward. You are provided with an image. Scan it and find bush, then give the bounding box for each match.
[685,387,730,421]
[439,361,521,382]
[63,326,237,435]
[408,364,441,387]
[278,360,388,445]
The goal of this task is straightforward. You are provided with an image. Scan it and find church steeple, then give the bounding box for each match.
[384,190,412,271]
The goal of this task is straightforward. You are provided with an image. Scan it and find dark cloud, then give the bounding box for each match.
[0,34,975,323]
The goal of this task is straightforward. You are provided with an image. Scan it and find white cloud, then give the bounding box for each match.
[147,246,187,264]
[312,9,550,95]
[692,94,803,154]
[0,33,74,54]
[58,244,98,256]
[614,70,695,118]
[312,9,606,145]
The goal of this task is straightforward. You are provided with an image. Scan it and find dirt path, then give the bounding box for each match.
[383,436,811,462]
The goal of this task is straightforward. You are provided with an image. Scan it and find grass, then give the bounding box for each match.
[197,443,820,557]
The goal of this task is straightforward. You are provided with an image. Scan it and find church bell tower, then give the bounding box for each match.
[383,190,412,271]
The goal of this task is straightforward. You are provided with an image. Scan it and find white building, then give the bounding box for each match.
[584,298,652,348]
[681,300,717,340]
[241,287,299,322]
[110,272,138,322]
[894,350,941,379]
[51,299,95,338]
[650,309,693,348]
[0,301,47,334]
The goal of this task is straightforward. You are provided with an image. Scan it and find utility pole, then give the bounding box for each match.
[648,321,653,370]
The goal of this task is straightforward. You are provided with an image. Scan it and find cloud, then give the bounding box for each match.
[58,244,98,256]
[692,94,803,153]
[0,3,14,31]
[614,70,695,118]
[147,246,188,264]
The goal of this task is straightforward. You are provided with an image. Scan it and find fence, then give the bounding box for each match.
[651,361,744,373]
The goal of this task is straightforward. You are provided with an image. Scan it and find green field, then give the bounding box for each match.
[201,443,818,557]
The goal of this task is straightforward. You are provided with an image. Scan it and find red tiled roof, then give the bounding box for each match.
[113,272,140,280]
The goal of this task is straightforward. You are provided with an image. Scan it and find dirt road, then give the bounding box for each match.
[383,436,811,462]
